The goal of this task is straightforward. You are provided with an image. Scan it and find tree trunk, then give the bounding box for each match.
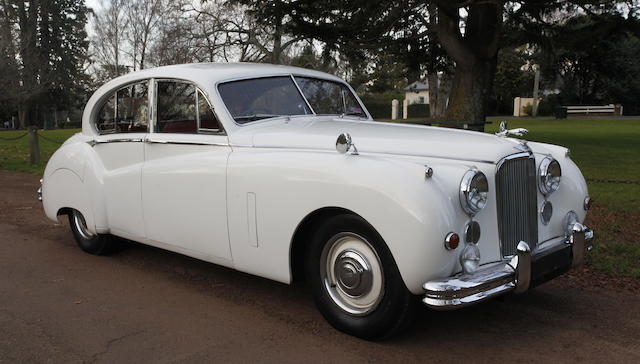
[272,22,282,64]
[445,57,497,130]
[435,73,451,119]
[435,1,503,129]
[427,73,439,118]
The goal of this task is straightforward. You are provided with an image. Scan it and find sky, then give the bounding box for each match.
[86,0,101,11]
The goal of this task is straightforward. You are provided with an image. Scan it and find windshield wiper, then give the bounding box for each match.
[234,114,283,122]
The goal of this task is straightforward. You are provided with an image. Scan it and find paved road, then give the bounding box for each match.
[1,170,639,363]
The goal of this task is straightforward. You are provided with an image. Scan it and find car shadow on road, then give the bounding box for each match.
[108,238,604,347]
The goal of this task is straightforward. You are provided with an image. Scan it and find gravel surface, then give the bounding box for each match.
[1,170,639,363]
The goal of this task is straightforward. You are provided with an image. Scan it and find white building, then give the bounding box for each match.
[403,81,430,104]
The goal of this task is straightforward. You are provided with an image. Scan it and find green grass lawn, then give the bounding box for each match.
[485,117,640,279]
[2,119,639,279]
[0,129,79,175]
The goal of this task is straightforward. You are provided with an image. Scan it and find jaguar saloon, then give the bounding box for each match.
[39,63,594,340]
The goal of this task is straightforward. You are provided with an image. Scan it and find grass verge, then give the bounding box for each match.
[0,129,79,175]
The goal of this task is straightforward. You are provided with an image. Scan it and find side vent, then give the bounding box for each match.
[247,192,258,247]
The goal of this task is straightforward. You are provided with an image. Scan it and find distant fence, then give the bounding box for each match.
[0,127,67,164]
[556,104,623,118]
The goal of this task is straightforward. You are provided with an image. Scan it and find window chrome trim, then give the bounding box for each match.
[149,78,156,133]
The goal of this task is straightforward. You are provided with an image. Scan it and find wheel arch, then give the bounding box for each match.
[289,206,367,284]
[42,168,96,234]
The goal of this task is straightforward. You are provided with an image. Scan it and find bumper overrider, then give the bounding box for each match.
[423,223,594,309]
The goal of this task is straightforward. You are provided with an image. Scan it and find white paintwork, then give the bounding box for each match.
[42,63,590,295]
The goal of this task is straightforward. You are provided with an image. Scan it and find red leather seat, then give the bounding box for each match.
[161,120,197,133]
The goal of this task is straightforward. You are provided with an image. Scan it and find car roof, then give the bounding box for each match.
[99,62,345,91]
[82,62,351,135]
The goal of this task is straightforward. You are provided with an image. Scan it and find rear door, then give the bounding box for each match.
[141,79,232,261]
[91,80,150,239]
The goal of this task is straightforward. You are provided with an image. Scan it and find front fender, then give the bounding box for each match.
[227,148,483,294]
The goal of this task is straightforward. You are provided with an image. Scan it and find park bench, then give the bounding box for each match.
[564,104,621,116]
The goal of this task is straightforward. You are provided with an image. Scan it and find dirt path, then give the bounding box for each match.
[1,170,639,363]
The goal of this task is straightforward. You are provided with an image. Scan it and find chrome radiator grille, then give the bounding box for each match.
[495,154,538,256]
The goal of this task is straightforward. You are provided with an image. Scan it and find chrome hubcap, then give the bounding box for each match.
[72,211,96,240]
[334,250,373,297]
[321,233,384,316]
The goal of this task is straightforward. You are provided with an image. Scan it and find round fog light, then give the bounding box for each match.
[540,200,553,225]
[464,221,481,244]
[460,243,480,274]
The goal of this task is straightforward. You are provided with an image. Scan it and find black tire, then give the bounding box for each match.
[305,214,415,340]
[68,210,116,255]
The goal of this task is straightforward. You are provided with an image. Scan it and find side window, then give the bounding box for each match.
[156,81,197,133]
[197,90,221,131]
[96,95,116,133]
[95,80,149,134]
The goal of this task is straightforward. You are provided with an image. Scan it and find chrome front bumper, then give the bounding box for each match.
[423,224,594,309]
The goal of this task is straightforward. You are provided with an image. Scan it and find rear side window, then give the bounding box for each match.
[95,80,149,134]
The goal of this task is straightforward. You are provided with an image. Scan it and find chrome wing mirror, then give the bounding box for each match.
[496,121,528,138]
[336,133,359,155]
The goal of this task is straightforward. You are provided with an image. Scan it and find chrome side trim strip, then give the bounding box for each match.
[88,138,145,146]
[145,139,229,147]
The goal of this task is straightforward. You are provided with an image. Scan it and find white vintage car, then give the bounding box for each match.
[40,63,594,340]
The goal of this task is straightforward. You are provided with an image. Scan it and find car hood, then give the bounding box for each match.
[234,117,527,164]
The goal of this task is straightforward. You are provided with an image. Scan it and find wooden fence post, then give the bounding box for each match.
[28,126,40,165]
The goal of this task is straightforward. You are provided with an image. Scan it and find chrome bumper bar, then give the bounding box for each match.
[423,224,594,310]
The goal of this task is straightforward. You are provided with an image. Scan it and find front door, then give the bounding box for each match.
[141,80,232,261]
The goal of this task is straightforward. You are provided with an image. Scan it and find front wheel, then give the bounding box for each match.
[306,214,415,340]
[68,209,116,255]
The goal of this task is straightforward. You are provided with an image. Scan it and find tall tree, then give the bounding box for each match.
[285,0,630,126]
[91,0,128,79]
[1,0,89,127]
[125,0,164,70]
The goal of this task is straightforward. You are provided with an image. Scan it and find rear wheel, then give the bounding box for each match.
[306,214,415,340]
[68,209,116,255]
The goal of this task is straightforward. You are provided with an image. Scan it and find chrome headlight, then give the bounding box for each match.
[459,170,489,216]
[538,157,561,195]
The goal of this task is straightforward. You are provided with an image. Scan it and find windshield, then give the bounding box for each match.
[218,76,312,124]
[218,75,368,124]
[294,77,367,118]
